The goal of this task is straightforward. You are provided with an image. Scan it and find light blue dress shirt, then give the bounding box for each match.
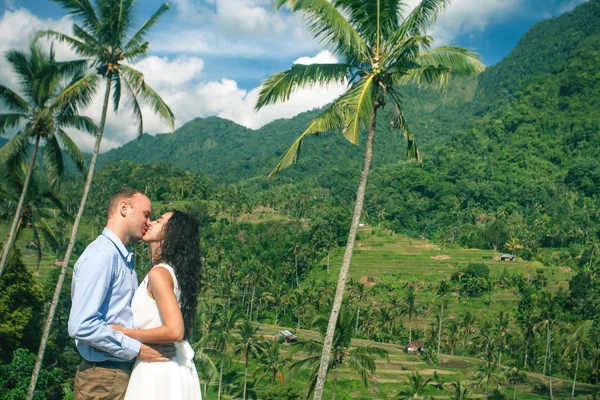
[68,228,142,362]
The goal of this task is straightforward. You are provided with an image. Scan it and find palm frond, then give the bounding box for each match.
[342,74,375,145]
[0,130,30,163]
[120,73,144,138]
[120,64,175,131]
[38,218,60,254]
[36,30,98,59]
[275,0,370,63]
[50,71,99,111]
[43,136,64,190]
[0,113,27,134]
[72,24,102,48]
[384,35,433,66]
[399,0,449,37]
[125,2,171,54]
[49,0,100,35]
[55,128,88,175]
[0,85,31,113]
[268,101,347,178]
[333,0,402,47]
[6,49,33,86]
[415,45,485,78]
[112,72,122,112]
[388,89,422,162]
[255,63,351,110]
[54,59,90,80]
[123,42,149,61]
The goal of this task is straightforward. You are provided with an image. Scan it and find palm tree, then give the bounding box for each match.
[0,166,66,268]
[214,306,240,400]
[564,320,593,400]
[446,380,471,400]
[291,305,388,400]
[447,319,459,356]
[502,366,528,400]
[475,358,497,400]
[0,42,93,278]
[27,1,175,397]
[233,320,262,400]
[397,371,431,400]
[534,291,561,400]
[255,1,484,397]
[459,311,476,353]
[436,280,452,355]
[494,311,510,365]
[255,336,291,389]
[519,308,535,370]
[402,286,419,343]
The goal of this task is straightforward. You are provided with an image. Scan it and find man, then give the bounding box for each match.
[69,188,174,399]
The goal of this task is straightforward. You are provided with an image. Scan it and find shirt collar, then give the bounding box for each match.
[102,228,134,263]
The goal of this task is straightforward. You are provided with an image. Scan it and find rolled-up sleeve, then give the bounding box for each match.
[68,250,141,360]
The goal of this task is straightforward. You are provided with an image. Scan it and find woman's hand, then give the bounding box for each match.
[110,324,125,333]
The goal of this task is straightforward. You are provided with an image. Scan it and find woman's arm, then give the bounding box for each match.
[112,266,184,344]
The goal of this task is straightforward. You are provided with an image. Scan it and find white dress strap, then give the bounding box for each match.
[151,263,180,300]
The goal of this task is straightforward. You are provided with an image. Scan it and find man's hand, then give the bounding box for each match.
[138,343,176,362]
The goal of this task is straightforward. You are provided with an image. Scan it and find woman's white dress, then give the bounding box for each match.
[125,263,202,399]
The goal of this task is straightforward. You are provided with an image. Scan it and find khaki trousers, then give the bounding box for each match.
[74,360,133,400]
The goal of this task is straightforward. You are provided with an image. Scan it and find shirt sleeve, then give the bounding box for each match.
[68,249,141,360]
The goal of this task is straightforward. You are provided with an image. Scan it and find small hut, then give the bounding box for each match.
[404,340,425,355]
[500,254,515,261]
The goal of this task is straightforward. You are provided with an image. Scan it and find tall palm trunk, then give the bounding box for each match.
[513,383,518,400]
[0,135,41,278]
[524,338,529,369]
[295,250,299,287]
[243,355,249,400]
[218,360,224,400]
[437,301,444,355]
[548,323,553,400]
[27,76,111,400]
[249,284,255,319]
[313,108,377,400]
[572,352,579,400]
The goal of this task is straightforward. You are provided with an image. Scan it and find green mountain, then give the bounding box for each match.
[97,78,475,184]
[98,4,599,187]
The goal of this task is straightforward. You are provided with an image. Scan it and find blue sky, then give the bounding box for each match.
[0,0,590,151]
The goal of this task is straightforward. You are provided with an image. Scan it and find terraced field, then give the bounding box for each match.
[311,228,572,324]
[254,323,599,399]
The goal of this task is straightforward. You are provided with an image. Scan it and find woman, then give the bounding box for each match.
[112,210,203,399]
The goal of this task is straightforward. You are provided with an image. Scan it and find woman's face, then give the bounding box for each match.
[142,212,173,244]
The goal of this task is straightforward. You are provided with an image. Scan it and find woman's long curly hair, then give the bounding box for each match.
[155,210,203,340]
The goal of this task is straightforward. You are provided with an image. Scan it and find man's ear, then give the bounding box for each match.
[119,200,129,217]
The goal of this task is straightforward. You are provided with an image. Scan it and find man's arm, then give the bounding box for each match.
[68,249,141,360]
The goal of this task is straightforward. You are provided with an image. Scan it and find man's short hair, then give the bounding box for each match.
[107,188,143,219]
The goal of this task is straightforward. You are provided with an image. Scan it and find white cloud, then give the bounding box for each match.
[153,0,317,59]
[0,9,74,85]
[400,0,521,44]
[294,50,338,65]
[129,50,347,133]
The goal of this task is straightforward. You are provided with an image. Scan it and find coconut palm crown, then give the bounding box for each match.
[255,2,485,399]
[257,0,485,178]
[38,0,175,136]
